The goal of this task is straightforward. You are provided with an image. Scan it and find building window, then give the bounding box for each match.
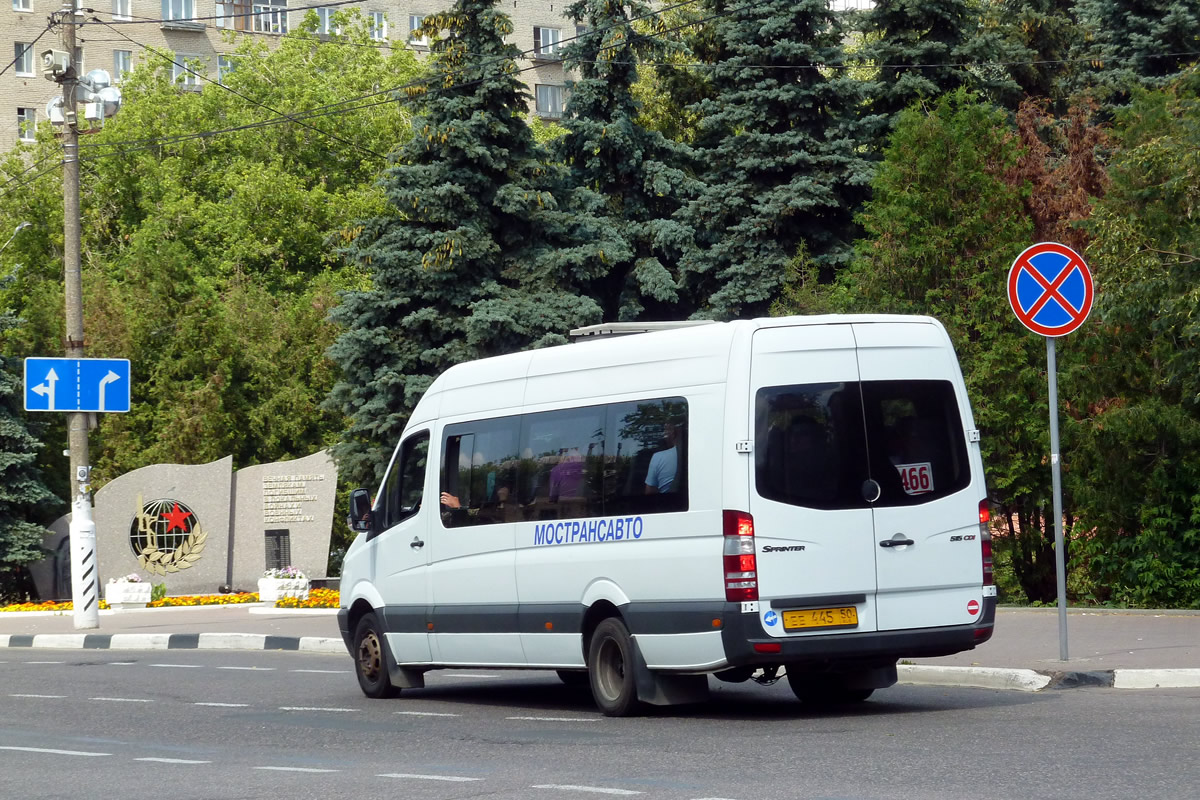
[113,49,132,80]
[14,43,34,76]
[315,7,340,35]
[112,0,131,19]
[17,108,36,142]
[74,47,83,72]
[13,0,31,11]
[533,26,561,59]
[253,0,288,34]
[171,55,202,88]
[408,15,428,47]
[217,55,236,83]
[368,10,387,41]
[535,84,565,118]
[162,0,194,21]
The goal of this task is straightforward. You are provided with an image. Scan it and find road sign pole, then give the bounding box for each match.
[59,3,96,629]
[68,495,98,629]
[1046,337,1069,661]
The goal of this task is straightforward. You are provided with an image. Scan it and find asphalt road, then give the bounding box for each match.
[1,648,1198,800]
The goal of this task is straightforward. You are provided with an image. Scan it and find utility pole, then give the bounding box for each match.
[59,1,98,629]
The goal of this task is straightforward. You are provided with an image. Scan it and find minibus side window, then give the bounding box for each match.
[605,397,689,516]
[441,417,520,527]
[379,431,429,533]
[517,407,606,522]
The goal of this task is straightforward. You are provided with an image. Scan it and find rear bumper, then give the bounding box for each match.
[720,596,996,669]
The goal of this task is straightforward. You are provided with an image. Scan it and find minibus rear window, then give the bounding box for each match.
[755,380,969,509]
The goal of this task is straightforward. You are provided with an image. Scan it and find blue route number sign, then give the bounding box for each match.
[23,357,131,413]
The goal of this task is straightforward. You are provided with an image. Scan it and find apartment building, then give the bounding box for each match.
[2,0,575,151]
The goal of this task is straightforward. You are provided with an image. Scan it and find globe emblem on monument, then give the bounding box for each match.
[128,496,207,575]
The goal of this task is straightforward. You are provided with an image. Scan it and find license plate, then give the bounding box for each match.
[782,606,859,631]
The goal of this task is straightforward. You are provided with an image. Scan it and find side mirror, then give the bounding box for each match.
[348,488,372,533]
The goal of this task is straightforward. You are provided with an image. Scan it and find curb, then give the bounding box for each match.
[900,664,1200,692]
[0,632,345,654]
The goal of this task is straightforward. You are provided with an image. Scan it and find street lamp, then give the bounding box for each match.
[0,221,31,256]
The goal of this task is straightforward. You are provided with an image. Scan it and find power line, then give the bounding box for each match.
[0,24,55,79]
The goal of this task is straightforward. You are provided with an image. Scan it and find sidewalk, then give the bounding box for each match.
[1,604,1196,690]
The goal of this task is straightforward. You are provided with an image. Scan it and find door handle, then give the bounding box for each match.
[410,537,424,550]
[879,538,915,548]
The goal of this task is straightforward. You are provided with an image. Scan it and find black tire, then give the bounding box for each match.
[353,612,399,699]
[556,669,590,688]
[587,618,642,717]
[786,670,873,706]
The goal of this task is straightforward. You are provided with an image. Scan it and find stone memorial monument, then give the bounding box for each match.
[30,451,338,599]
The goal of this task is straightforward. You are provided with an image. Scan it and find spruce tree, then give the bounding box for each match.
[1069,0,1200,104]
[0,285,58,600]
[682,0,873,316]
[326,0,596,488]
[551,0,700,320]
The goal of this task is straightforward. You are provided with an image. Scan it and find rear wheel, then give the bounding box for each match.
[587,618,641,717]
[354,612,399,699]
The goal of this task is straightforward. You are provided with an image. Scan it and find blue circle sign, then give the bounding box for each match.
[1008,242,1094,337]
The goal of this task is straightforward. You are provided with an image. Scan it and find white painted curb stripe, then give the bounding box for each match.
[198,633,266,650]
[298,636,345,653]
[1113,669,1200,689]
[30,634,88,648]
[109,634,171,649]
[898,665,1052,692]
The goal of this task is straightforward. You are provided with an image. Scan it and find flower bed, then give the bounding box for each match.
[1,589,338,612]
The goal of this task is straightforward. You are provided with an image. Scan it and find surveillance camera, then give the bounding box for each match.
[76,466,91,482]
[40,49,71,80]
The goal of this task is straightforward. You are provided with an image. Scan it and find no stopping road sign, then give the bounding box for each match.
[1008,242,1093,337]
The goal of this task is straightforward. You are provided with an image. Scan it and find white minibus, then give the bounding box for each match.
[338,315,996,715]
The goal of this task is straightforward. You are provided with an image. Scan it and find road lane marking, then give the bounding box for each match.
[507,716,600,723]
[255,766,340,773]
[108,662,136,666]
[218,666,276,671]
[533,785,642,795]
[378,773,482,782]
[90,697,153,703]
[10,694,67,699]
[279,706,355,712]
[193,702,250,708]
[135,757,212,764]
[149,663,203,669]
[23,661,65,665]
[395,711,460,717]
[0,746,110,757]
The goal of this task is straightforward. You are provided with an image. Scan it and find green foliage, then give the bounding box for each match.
[151,582,168,602]
[327,0,599,490]
[682,0,873,317]
[0,16,420,487]
[552,0,700,320]
[0,277,59,601]
[1068,0,1200,105]
[1064,69,1200,607]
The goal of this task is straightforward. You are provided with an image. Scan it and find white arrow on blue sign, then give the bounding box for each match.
[23,357,131,413]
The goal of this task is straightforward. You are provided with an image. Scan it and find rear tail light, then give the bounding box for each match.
[979,499,994,587]
[723,510,757,602]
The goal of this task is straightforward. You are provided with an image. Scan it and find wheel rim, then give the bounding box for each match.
[358,629,383,684]
[594,636,625,702]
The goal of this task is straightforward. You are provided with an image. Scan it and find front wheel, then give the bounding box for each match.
[587,618,642,717]
[354,612,399,699]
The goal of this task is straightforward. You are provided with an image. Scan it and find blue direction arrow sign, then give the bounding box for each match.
[23,358,131,413]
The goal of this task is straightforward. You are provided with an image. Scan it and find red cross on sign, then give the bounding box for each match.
[1008,242,1094,337]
